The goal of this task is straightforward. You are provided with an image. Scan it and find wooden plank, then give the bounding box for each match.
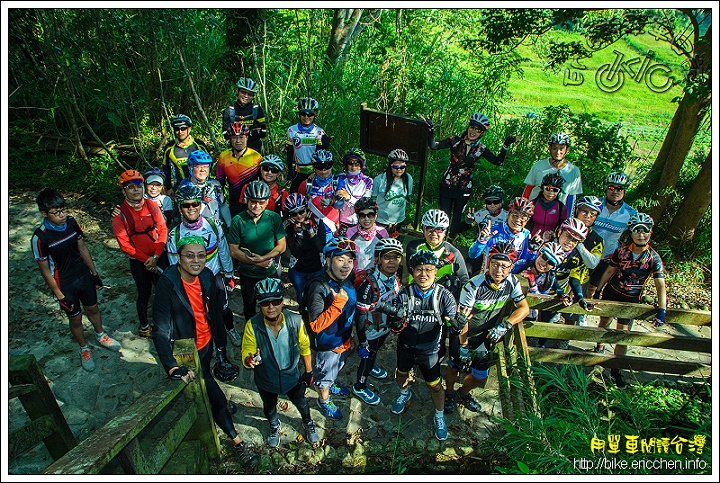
[528,348,711,376]
[161,440,209,474]
[522,322,711,353]
[494,341,515,421]
[9,384,36,399]
[525,294,711,326]
[9,355,77,460]
[141,399,198,474]
[512,323,540,416]
[9,415,54,459]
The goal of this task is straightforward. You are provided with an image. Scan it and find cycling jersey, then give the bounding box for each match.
[569,229,604,285]
[215,147,262,204]
[523,158,583,208]
[162,135,209,189]
[305,273,357,352]
[372,174,413,226]
[176,177,231,230]
[405,239,469,298]
[529,198,567,240]
[604,243,664,300]
[286,123,327,175]
[355,268,402,342]
[592,199,638,259]
[345,225,389,271]
[470,207,507,226]
[390,284,457,355]
[226,210,286,279]
[468,222,534,274]
[336,172,373,225]
[222,101,267,152]
[430,134,506,192]
[459,272,525,343]
[31,216,89,288]
[112,199,168,261]
[299,175,343,237]
[167,216,233,277]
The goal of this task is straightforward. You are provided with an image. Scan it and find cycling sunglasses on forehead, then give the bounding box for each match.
[336,239,357,251]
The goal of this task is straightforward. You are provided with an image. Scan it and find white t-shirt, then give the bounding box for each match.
[524,158,582,204]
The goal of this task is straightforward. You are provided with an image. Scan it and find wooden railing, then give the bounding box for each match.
[39,339,219,474]
[495,294,711,421]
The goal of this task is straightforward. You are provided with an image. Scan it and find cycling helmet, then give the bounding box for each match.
[283,192,307,213]
[628,213,654,230]
[388,149,409,162]
[507,197,535,216]
[488,241,518,263]
[469,113,491,131]
[421,209,450,229]
[312,149,333,166]
[298,97,319,113]
[538,241,565,266]
[375,237,404,255]
[228,120,250,137]
[354,197,378,213]
[560,217,588,241]
[245,180,271,201]
[548,132,571,146]
[408,250,439,270]
[118,170,144,187]
[175,184,203,203]
[186,150,213,169]
[255,278,285,303]
[236,77,258,93]
[482,185,505,202]
[576,195,603,214]
[143,167,165,185]
[541,172,566,189]
[342,148,366,169]
[260,154,285,173]
[170,114,192,129]
[323,237,357,259]
[606,171,631,188]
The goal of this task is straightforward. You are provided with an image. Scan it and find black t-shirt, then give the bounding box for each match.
[31,216,89,289]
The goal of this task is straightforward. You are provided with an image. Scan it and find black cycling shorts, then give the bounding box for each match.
[396,346,441,385]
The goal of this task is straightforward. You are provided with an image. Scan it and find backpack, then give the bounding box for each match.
[172,216,220,248]
[118,201,161,247]
[298,276,332,329]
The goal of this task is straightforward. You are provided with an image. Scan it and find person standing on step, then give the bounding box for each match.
[286,97,329,193]
[222,77,267,153]
[241,278,320,448]
[31,188,122,372]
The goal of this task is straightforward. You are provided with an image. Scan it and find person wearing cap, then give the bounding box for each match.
[241,278,320,448]
[151,235,257,468]
[422,112,520,238]
[163,114,209,196]
[304,237,358,421]
[352,238,404,405]
[286,97,330,193]
[222,77,267,153]
[143,168,174,226]
[593,213,666,390]
[446,242,529,414]
[176,150,232,231]
[377,250,458,441]
[216,121,262,218]
[112,170,168,338]
[335,148,373,233]
[227,180,286,323]
[239,154,288,216]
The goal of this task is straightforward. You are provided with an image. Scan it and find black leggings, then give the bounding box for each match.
[439,189,471,238]
[355,332,389,388]
[198,342,237,439]
[129,258,160,327]
[257,383,312,427]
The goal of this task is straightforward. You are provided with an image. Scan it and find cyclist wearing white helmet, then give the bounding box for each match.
[593,213,666,389]
[336,148,374,231]
[522,132,583,217]
[286,97,330,193]
[222,77,267,152]
[163,114,210,197]
[422,112,520,238]
[372,149,414,237]
[216,121,263,218]
[587,171,638,301]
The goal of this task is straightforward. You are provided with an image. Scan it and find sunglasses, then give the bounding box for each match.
[47,207,67,216]
[336,239,357,251]
[607,185,625,192]
[485,199,502,205]
[174,126,189,131]
[181,201,201,209]
[123,180,144,188]
[291,208,307,217]
[299,111,315,117]
[262,166,281,174]
[357,212,376,219]
[314,162,333,170]
[544,186,561,193]
[509,212,529,221]
[259,298,283,308]
[630,224,651,234]
[381,253,402,261]
[423,226,445,233]
[391,164,406,170]
[539,253,558,266]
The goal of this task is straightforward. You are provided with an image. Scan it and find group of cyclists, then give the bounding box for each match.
[30,76,667,467]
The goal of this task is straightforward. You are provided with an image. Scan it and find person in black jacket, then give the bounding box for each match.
[151,235,257,468]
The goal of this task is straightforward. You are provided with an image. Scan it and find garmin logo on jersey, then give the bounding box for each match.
[409,314,439,326]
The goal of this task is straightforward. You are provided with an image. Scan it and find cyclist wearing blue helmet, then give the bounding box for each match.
[176,150,232,231]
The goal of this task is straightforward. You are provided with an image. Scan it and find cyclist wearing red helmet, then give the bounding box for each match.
[216,121,262,218]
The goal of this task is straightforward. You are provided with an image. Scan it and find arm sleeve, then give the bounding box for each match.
[480,147,507,167]
[298,321,311,356]
[320,134,330,151]
[308,287,348,334]
[240,319,257,368]
[522,184,534,199]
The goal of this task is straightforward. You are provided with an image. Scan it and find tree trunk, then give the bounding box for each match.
[667,149,712,248]
[325,9,364,68]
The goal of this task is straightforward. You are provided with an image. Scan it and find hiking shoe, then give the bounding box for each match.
[577,315,588,327]
[329,383,350,398]
[457,391,481,412]
[95,332,121,351]
[233,441,258,467]
[391,390,412,415]
[227,328,242,347]
[317,398,343,420]
[305,420,320,444]
[611,369,628,390]
[369,365,388,379]
[434,414,448,441]
[138,325,153,338]
[267,421,281,448]
[352,385,380,405]
[79,346,95,372]
[444,392,456,414]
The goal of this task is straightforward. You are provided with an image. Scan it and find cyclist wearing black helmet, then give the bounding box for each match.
[177,150,232,231]
[422,112,520,238]
[527,171,568,241]
[345,197,390,271]
[163,114,209,197]
[286,97,330,193]
[222,77,267,153]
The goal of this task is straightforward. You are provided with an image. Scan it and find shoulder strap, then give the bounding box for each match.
[252,104,259,121]
[118,202,137,238]
[229,105,236,123]
[205,216,220,238]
